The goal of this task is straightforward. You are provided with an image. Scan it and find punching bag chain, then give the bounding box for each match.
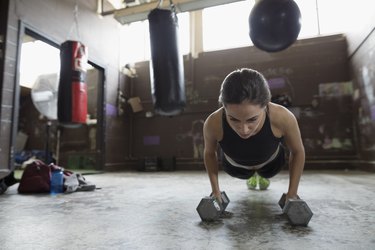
[157,0,164,8]
[68,0,81,41]
[169,0,176,13]
[156,0,176,14]
[169,0,178,24]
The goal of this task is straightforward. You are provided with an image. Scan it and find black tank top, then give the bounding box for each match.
[219,108,282,166]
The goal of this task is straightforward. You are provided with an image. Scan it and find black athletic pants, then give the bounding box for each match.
[221,146,286,179]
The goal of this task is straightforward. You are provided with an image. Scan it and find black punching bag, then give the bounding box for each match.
[58,40,88,124]
[249,0,301,52]
[148,8,185,116]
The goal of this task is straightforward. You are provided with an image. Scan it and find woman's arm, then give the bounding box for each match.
[280,107,305,199]
[203,113,222,200]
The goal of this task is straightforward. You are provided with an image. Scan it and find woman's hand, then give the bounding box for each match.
[212,190,223,203]
[286,192,299,201]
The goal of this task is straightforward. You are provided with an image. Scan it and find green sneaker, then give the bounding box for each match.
[246,175,258,190]
[258,176,270,190]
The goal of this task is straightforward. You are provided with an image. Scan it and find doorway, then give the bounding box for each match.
[13,25,105,170]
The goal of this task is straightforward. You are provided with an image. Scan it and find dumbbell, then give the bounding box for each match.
[196,191,230,221]
[278,193,313,226]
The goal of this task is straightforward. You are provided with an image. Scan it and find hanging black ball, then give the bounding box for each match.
[249,0,301,52]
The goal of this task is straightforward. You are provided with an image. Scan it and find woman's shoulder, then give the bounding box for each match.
[205,108,223,127]
[268,102,295,117]
[268,102,297,135]
[205,107,223,123]
[204,107,224,140]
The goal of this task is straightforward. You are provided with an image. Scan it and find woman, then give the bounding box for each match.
[203,68,305,203]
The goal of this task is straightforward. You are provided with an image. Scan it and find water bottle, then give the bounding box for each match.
[50,169,63,194]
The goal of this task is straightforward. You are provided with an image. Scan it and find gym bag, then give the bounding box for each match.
[18,160,51,193]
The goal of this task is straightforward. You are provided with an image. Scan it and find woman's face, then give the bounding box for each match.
[224,102,265,139]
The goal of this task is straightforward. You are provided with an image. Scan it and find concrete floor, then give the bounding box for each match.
[0,170,374,250]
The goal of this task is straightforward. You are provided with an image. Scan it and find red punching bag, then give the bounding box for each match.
[58,40,88,124]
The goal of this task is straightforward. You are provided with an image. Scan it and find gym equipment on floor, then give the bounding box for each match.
[278,193,313,226]
[196,191,230,221]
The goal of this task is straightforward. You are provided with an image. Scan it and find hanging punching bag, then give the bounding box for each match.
[58,40,88,124]
[249,0,301,52]
[148,7,185,116]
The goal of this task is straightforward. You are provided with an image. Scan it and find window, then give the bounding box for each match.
[316,0,357,35]
[296,0,353,37]
[202,0,255,51]
[20,40,60,88]
[120,20,150,64]
[295,0,319,38]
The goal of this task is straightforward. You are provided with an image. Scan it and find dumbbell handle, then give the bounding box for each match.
[278,193,300,209]
[210,191,230,211]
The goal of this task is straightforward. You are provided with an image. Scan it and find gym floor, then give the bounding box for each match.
[0,169,374,250]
